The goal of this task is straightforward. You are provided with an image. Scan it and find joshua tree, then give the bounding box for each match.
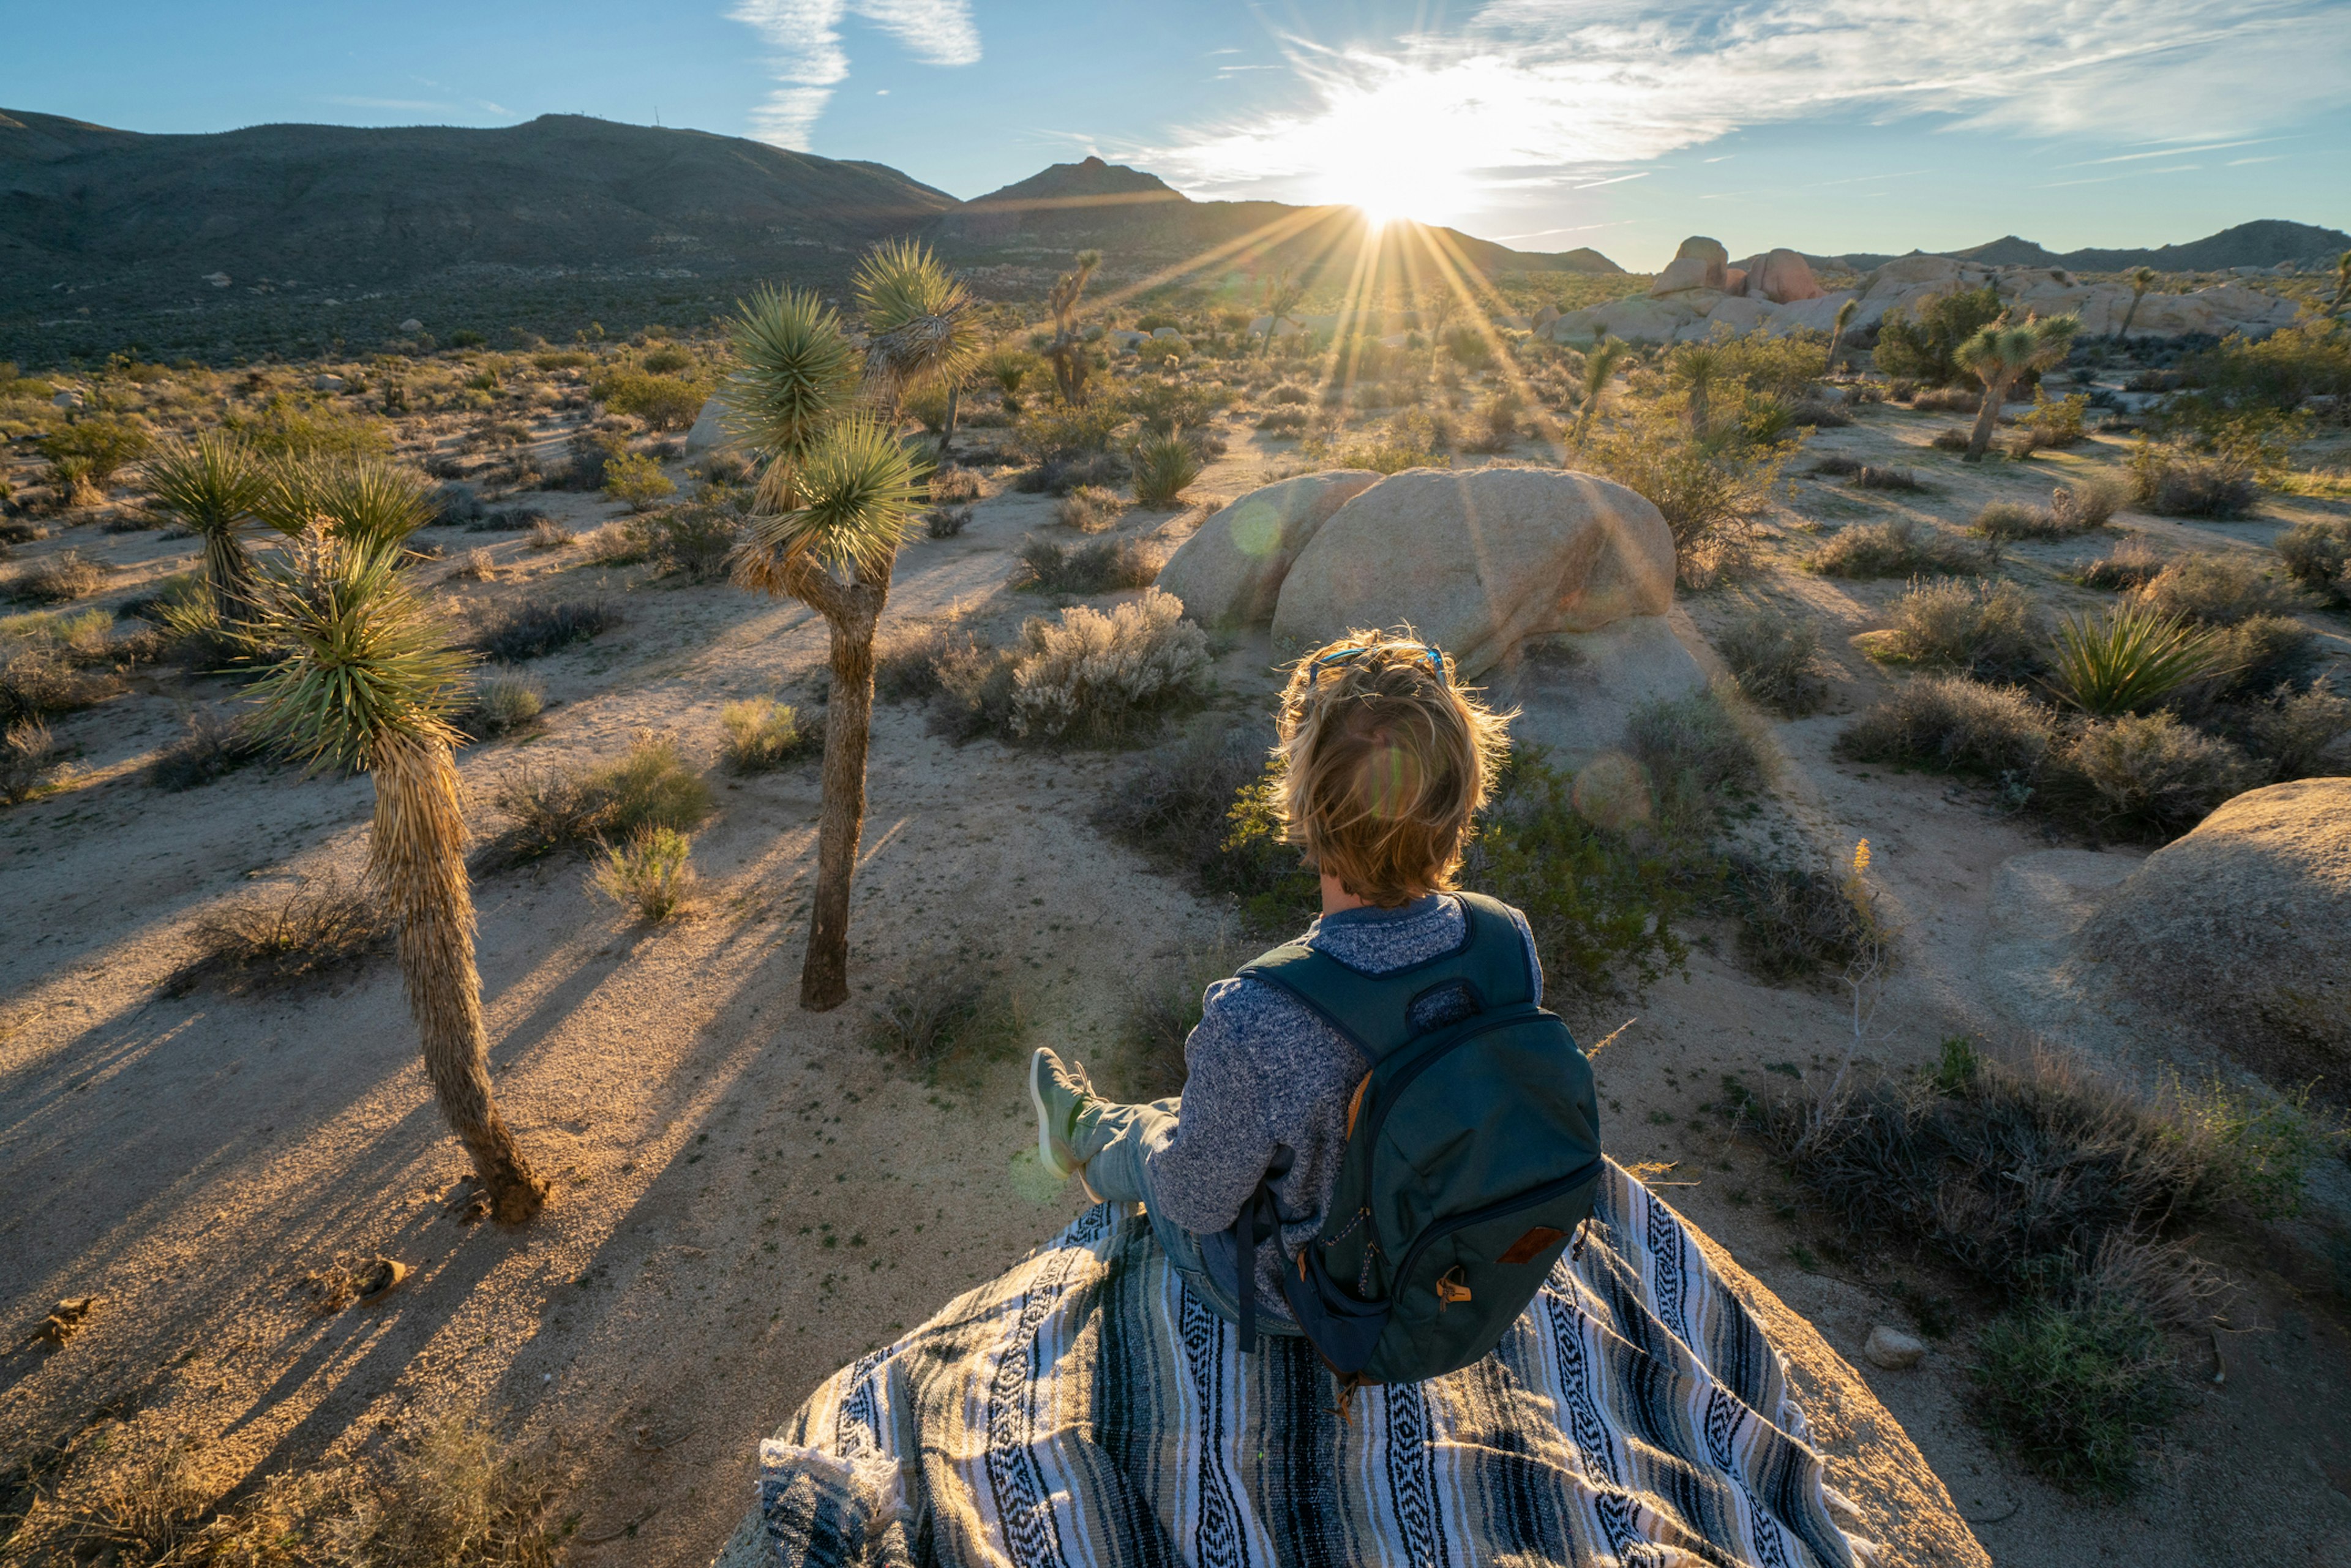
[256,457,435,552]
[2113,266,2159,341]
[1826,297,1860,372]
[725,246,965,1010]
[2331,250,2351,318]
[734,418,923,1009]
[246,527,548,1221]
[142,433,269,620]
[1954,313,2081,462]
[1666,342,1724,433]
[1047,250,1103,403]
[1259,269,1310,361]
[1419,286,1458,369]
[1572,337,1630,448]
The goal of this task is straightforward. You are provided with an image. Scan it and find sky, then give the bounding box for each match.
[4,0,2348,271]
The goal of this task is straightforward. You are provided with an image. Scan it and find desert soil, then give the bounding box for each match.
[5,397,2351,1567]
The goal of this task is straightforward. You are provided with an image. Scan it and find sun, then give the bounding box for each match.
[1297,92,1469,230]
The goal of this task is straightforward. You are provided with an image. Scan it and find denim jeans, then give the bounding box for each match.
[1078,1098,1302,1337]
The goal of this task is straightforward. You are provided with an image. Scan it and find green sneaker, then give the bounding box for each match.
[1028,1047,1097,1180]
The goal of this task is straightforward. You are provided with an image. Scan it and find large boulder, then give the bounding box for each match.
[1676,236,1730,266]
[2070,778,2351,1089]
[683,396,727,454]
[1698,296,1776,336]
[1862,255,1965,298]
[1153,471,1381,627]
[1650,256,1722,296]
[1270,467,1675,677]
[1753,249,1825,304]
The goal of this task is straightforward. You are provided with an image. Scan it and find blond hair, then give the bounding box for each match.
[1273,629,1513,906]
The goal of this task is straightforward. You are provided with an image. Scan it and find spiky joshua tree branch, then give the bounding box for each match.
[1954,313,2080,462]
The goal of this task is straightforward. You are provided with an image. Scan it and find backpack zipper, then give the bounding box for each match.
[1381,1157,1606,1301]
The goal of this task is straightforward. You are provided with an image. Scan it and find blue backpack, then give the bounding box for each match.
[1226,891,1603,1386]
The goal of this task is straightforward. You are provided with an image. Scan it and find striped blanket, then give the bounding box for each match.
[716,1159,1864,1568]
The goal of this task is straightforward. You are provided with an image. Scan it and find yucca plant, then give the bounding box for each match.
[856,238,982,422]
[142,433,269,620]
[1667,342,1724,433]
[2045,602,2230,716]
[244,527,548,1221]
[722,286,862,506]
[1132,433,1202,505]
[1953,314,2080,462]
[256,457,434,551]
[737,416,924,1008]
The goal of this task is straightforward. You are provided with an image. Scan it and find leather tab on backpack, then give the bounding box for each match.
[1499,1225,1567,1266]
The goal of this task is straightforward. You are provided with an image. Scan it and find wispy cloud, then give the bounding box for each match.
[728,0,979,148]
[1143,0,2350,212]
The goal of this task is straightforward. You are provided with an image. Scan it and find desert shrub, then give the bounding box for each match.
[925,634,1021,741]
[2011,389,2090,451]
[1851,463,1925,490]
[1808,519,1985,579]
[2179,320,2351,418]
[1,645,119,723]
[1624,685,1764,827]
[2045,604,2228,717]
[592,825,698,921]
[1884,577,2042,681]
[1711,330,1833,402]
[1122,379,1230,437]
[1724,852,1879,985]
[1807,454,1862,476]
[2202,613,2317,701]
[1929,426,1974,452]
[1715,606,1826,715]
[2069,535,2165,590]
[1016,535,1158,595]
[641,344,695,375]
[872,622,950,702]
[40,417,152,493]
[1007,590,1210,741]
[1016,403,1126,464]
[1133,433,1203,505]
[1,605,111,659]
[8,550,104,603]
[1266,381,1313,406]
[526,518,575,550]
[1,718,54,805]
[2227,681,2351,779]
[1971,500,2061,541]
[2273,516,2351,602]
[867,969,1027,1078]
[2126,438,2258,519]
[926,504,972,538]
[1463,757,1696,996]
[471,599,622,662]
[1972,1294,2177,1499]
[602,449,677,512]
[1054,485,1123,533]
[1118,934,1253,1099]
[719,696,814,771]
[1444,327,1494,367]
[2050,478,2122,531]
[626,500,738,579]
[591,369,705,430]
[1785,397,1850,429]
[1912,388,1984,415]
[163,877,391,996]
[1256,407,1311,436]
[2131,553,2308,626]
[149,708,264,789]
[1840,673,2056,779]
[1093,722,1293,906]
[1583,402,1796,585]
[2062,711,2258,838]
[1016,449,1129,495]
[219,397,389,460]
[1873,284,2004,385]
[427,479,484,525]
[1318,435,1442,475]
[548,433,620,491]
[929,466,984,505]
[574,521,643,565]
[462,673,545,740]
[331,1409,564,1567]
[477,732,710,868]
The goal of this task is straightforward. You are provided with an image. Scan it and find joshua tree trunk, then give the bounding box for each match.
[780,559,888,1011]
[201,531,255,623]
[372,732,547,1221]
[1963,369,2017,462]
[941,386,960,458]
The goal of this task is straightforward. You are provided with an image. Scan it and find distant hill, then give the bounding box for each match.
[939,156,1622,278]
[1812,219,2349,276]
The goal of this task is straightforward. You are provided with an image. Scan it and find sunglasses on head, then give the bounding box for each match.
[1310,642,1447,684]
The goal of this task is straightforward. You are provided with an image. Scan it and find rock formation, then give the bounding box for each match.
[2069,777,2350,1090]
[1154,471,1381,627]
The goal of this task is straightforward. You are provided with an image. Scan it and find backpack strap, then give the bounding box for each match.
[1237,893,1534,1061]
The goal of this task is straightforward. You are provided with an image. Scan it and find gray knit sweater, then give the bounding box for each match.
[1142,892,1543,1320]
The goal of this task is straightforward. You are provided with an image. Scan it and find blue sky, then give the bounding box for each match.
[5,0,2347,270]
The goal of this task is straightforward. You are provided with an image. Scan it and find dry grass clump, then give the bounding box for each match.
[929,466,984,505]
[524,517,574,550]
[1118,932,1253,1100]
[2051,478,2121,531]
[329,1411,564,1567]
[1928,427,1973,452]
[1910,386,1979,413]
[1016,535,1158,594]
[2063,711,2260,838]
[1007,590,1210,741]
[477,732,711,869]
[2224,681,2351,781]
[2128,443,2257,519]
[1714,605,1828,715]
[2,643,123,723]
[163,877,391,997]
[1839,674,2056,779]
[2068,535,2165,590]
[591,825,698,921]
[2,717,56,805]
[1624,684,1766,825]
[2129,553,2309,626]
[924,504,972,538]
[148,708,264,789]
[719,696,815,771]
[1053,484,1124,533]
[1881,577,2042,681]
[471,599,623,662]
[1808,518,1985,579]
[460,673,546,740]
[1727,852,1880,985]
[866,968,1028,1078]
[7,550,105,603]
[1851,464,1927,490]
[2273,516,2351,604]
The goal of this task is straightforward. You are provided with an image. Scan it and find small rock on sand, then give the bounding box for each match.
[1865,1326,1926,1370]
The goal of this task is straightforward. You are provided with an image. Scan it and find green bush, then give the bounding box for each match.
[1972,1296,2176,1499]
[2227,681,2351,779]
[2045,604,2225,716]
[2180,320,2351,418]
[602,449,677,512]
[719,696,815,772]
[1583,401,1798,584]
[591,369,705,431]
[40,418,150,497]
[1122,379,1231,437]
[593,825,698,921]
[1624,685,1764,829]
[1872,284,2003,385]
[477,732,710,869]
[1015,403,1126,462]
[2011,388,2091,451]
[1132,433,1202,505]
[1016,535,1157,594]
[219,397,389,459]
[625,498,738,578]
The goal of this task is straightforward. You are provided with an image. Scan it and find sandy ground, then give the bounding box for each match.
[5,397,2351,1567]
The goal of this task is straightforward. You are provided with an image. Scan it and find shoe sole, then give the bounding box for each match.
[1029,1049,1071,1180]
